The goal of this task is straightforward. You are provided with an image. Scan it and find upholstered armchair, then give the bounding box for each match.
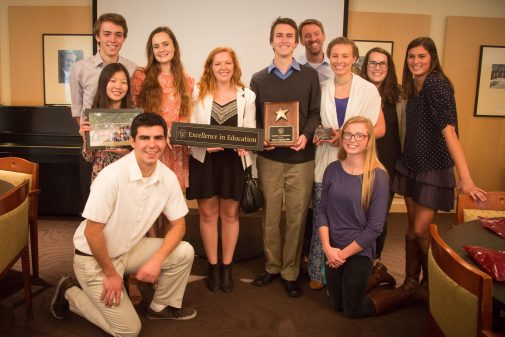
[0,157,40,277]
[0,180,31,311]
[428,224,493,337]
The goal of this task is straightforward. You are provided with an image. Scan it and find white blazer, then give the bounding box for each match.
[189,86,257,170]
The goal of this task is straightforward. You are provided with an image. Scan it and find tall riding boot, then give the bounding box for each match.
[207,262,220,292]
[368,278,424,315]
[368,286,410,316]
[220,263,234,293]
[402,236,421,285]
[366,262,397,293]
[418,250,429,303]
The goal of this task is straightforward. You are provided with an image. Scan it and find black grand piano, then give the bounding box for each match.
[0,106,83,215]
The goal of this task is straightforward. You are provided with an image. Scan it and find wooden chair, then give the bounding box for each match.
[0,157,40,278]
[0,180,32,311]
[456,191,505,224]
[428,223,493,337]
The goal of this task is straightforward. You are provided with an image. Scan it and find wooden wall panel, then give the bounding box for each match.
[444,16,505,190]
[8,6,91,105]
[347,11,430,77]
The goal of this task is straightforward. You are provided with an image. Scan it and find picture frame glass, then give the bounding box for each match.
[475,46,505,117]
[85,109,142,149]
[43,34,93,105]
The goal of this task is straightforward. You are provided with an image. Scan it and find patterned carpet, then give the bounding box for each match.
[0,212,454,337]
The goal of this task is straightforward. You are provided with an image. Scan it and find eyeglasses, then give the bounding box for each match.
[367,61,388,69]
[342,132,368,141]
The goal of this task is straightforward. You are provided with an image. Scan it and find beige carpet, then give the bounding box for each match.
[1,212,454,337]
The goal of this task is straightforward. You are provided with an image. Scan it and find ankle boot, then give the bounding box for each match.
[368,287,410,316]
[220,263,233,293]
[402,237,421,286]
[366,262,397,293]
[207,263,220,292]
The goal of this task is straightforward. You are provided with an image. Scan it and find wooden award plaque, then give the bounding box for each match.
[263,101,299,147]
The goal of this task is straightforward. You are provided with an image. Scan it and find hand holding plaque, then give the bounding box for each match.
[263,101,299,147]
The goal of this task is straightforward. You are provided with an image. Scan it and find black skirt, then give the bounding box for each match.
[186,149,245,201]
[392,160,455,212]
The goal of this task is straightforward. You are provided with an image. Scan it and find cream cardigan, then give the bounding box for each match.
[314,73,381,182]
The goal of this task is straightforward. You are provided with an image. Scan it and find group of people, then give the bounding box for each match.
[50,12,486,337]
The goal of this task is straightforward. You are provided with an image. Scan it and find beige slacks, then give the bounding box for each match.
[257,156,314,281]
[67,239,194,337]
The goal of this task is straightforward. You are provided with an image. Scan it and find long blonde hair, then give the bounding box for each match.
[337,116,386,209]
[197,47,244,102]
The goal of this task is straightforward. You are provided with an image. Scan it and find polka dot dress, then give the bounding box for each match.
[403,73,458,173]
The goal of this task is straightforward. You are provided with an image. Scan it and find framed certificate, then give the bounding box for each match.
[263,101,299,147]
[84,109,142,149]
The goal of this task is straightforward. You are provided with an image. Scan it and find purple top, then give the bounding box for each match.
[335,97,349,128]
[317,160,389,261]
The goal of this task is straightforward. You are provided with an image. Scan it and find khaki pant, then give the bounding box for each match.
[67,239,194,337]
[257,156,314,281]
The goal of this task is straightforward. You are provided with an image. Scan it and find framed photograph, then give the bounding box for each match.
[43,34,93,105]
[353,40,394,73]
[474,45,505,117]
[85,109,143,149]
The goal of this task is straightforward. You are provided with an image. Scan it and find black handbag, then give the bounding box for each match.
[241,159,264,213]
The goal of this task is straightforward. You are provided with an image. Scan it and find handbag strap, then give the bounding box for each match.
[241,156,252,178]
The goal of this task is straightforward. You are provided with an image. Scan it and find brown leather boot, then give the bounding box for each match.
[401,237,421,286]
[403,276,428,304]
[366,262,397,293]
[418,250,429,302]
[368,287,410,315]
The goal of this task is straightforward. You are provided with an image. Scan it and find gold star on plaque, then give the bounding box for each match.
[275,108,288,122]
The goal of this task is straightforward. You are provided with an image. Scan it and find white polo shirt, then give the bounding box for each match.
[73,151,188,258]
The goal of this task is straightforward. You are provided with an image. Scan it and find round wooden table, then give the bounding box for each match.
[440,220,505,307]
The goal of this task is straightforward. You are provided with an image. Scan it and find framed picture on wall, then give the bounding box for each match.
[353,40,394,73]
[43,34,93,105]
[474,45,505,117]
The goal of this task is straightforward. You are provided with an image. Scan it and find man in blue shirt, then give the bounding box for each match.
[250,17,321,297]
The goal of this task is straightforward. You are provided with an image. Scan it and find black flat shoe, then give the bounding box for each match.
[252,272,279,287]
[282,279,302,297]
